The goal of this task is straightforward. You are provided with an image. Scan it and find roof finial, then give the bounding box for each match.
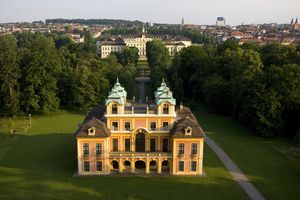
[162,78,165,83]
[180,102,183,109]
[116,77,119,83]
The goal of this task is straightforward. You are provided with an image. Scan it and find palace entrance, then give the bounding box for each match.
[135,133,145,152]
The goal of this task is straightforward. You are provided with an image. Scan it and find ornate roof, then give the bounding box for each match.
[170,116,205,138]
[75,117,111,138]
[105,78,127,105]
[154,79,176,105]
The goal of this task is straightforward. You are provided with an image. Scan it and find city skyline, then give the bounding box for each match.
[0,0,299,25]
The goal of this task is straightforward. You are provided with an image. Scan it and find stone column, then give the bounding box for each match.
[119,159,123,173]
[145,135,150,152]
[131,159,135,173]
[157,159,162,174]
[146,160,150,174]
[131,136,135,152]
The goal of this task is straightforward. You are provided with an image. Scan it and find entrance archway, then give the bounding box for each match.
[135,160,146,174]
[111,160,119,173]
[162,160,170,174]
[135,133,145,152]
[150,160,157,174]
[123,160,131,172]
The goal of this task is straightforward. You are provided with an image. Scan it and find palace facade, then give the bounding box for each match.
[96,34,192,60]
[75,79,205,175]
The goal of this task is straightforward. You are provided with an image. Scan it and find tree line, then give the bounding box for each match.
[0,32,137,116]
[1,32,299,140]
[45,18,143,27]
[146,40,300,139]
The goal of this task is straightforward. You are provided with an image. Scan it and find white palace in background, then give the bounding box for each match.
[96,30,192,60]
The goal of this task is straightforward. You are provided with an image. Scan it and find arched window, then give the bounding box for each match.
[112,104,118,114]
[163,104,169,114]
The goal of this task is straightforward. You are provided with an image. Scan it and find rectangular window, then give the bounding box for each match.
[96,143,102,155]
[125,138,131,151]
[178,161,184,172]
[113,139,118,152]
[125,122,131,131]
[191,161,197,172]
[162,138,168,152]
[84,161,90,172]
[83,143,89,155]
[96,161,102,171]
[179,143,184,154]
[191,143,197,155]
[150,122,156,131]
[150,138,156,152]
[112,122,118,131]
[162,122,169,131]
[163,104,169,114]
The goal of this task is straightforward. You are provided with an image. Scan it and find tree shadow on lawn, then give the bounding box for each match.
[0,166,250,200]
[0,133,251,200]
[0,133,77,175]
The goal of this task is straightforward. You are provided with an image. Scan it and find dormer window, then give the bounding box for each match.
[185,127,192,136]
[163,104,169,114]
[88,127,96,136]
[112,104,118,114]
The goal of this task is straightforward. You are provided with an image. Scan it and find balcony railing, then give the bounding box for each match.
[109,151,172,158]
[178,151,184,157]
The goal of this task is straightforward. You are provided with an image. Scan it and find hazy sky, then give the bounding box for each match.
[0,0,299,25]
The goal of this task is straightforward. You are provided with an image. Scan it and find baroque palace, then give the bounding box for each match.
[96,32,192,60]
[75,79,205,175]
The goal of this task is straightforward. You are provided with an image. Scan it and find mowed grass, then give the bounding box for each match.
[195,105,300,200]
[0,111,249,200]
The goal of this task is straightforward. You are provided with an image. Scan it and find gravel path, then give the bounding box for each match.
[205,136,265,200]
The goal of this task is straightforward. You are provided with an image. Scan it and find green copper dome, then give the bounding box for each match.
[105,78,127,105]
[154,79,176,105]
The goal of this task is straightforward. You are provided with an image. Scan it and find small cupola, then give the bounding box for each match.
[154,79,176,106]
[105,78,127,106]
[88,127,96,136]
[184,126,192,136]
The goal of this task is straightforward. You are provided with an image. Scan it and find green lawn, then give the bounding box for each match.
[195,105,300,200]
[0,111,249,200]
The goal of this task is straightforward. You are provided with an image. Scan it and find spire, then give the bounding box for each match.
[116,77,119,84]
[291,18,294,24]
[181,17,184,26]
[162,78,165,83]
[296,18,298,24]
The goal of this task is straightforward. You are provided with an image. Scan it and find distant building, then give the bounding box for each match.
[97,34,192,60]
[75,79,205,176]
[291,18,300,31]
[216,17,226,26]
[231,31,244,39]
[67,33,85,43]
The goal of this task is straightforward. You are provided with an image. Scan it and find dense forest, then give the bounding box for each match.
[146,40,300,139]
[1,32,299,141]
[0,32,137,115]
